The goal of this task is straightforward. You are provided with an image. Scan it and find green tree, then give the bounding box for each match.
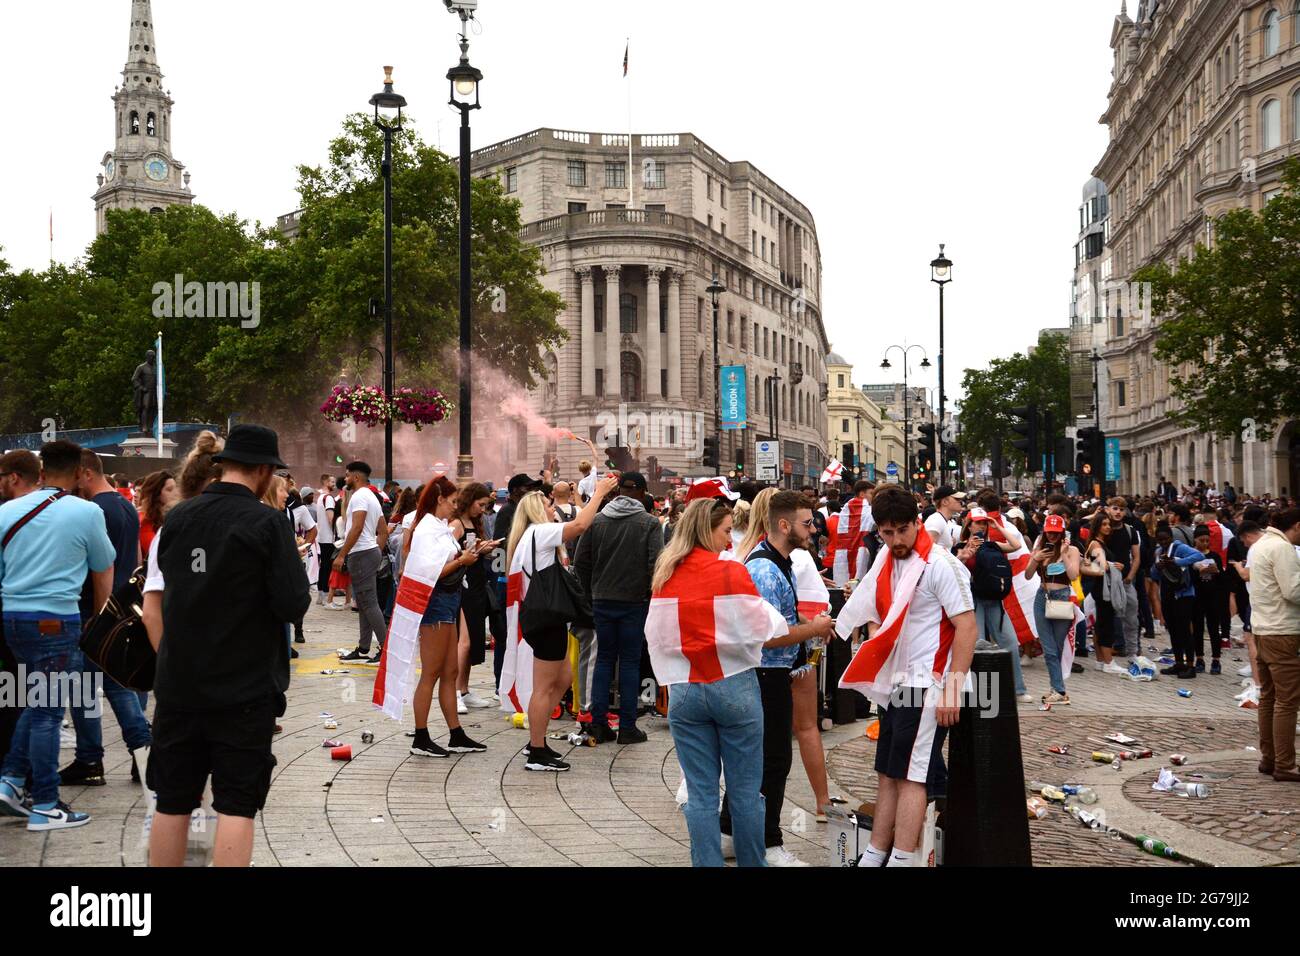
[1134,157,1300,441]
[957,332,1070,474]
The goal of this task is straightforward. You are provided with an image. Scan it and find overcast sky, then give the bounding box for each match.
[0,0,1117,403]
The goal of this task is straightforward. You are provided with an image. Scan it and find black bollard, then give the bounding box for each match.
[941,646,1032,866]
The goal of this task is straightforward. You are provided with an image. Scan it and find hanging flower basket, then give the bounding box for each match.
[320,384,390,428]
[390,387,455,431]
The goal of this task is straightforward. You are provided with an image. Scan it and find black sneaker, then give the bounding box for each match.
[290,647,299,659]
[525,747,570,772]
[409,737,450,758]
[339,648,368,663]
[1211,660,1222,675]
[58,760,106,787]
[447,728,487,753]
[130,753,141,784]
[617,727,648,745]
[588,723,617,744]
[1159,663,1183,676]
[365,651,382,666]
[1195,659,1206,673]
[1070,662,1084,674]
[1177,665,1197,679]
[294,634,306,644]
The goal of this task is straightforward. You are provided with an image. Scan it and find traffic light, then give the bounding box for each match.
[943,443,959,472]
[702,436,719,471]
[606,446,633,471]
[1010,404,1039,471]
[734,448,744,472]
[647,455,662,481]
[918,422,939,464]
[1076,427,1103,478]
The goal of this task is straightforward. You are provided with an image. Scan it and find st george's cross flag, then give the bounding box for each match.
[373,516,458,720]
[983,511,1040,647]
[832,496,875,587]
[1203,519,1235,567]
[820,458,845,484]
[792,546,831,619]
[645,547,790,686]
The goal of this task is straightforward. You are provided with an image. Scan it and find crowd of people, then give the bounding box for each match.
[1,425,1297,868]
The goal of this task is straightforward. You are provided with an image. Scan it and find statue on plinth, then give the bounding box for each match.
[131,349,158,435]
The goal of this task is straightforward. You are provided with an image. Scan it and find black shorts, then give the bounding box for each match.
[874,686,947,793]
[462,588,488,666]
[523,624,568,662]
[147,698,278,819]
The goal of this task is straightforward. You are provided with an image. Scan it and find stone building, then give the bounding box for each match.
[1068,177,1112,425]
[1093,0,1300,495]
[825,354,906,483]
[93,1,194,233]
[469,128,829,486]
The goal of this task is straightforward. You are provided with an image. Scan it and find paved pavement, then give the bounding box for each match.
[0,608,1290,867]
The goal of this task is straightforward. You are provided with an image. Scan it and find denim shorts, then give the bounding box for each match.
[421,587,462,626]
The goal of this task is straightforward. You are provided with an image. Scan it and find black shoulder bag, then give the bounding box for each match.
[520,528,593,634]
[80,562,155,692]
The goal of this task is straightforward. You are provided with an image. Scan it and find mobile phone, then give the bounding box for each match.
[465,532,477,550]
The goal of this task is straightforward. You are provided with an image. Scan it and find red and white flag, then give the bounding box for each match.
[984,511,1040,646]
[820,458,845,484]
[1204,520,1234,566]
[832,497,874,586]
[646,547,789,686]
[373,516,458,719]
[792,547,830,619]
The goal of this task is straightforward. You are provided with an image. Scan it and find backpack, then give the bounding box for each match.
[971,541,1013,601]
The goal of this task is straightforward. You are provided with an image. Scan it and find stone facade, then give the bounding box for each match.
[471,129,829,485]
[1093,0,1300,495]
[92,0,193,234]
[1069,178,1112,426]
[825,354,906,483]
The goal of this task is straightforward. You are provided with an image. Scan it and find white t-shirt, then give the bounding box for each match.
[292,504,316,536]
[346,486,383,553]
[861,545,973,689]
[577,472,597,503]
[924,511,960,552]
[143,534,164,594]
[315,494,337,544]
[509,521,567,602]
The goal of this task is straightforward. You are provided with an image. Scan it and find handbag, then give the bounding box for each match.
[520,529,592,633]
[1044,590,1074,621]
[80,564,156,692]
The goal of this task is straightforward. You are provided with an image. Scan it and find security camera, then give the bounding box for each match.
[443,0,477,13]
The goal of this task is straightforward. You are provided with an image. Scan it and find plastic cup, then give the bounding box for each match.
[331,745,352,760]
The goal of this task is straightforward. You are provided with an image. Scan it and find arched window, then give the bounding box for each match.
[1262,98,1282,150]
[620,352,641,402]
[146,112,156,136]
[1264,9,1281,57]
[1292,88,1300,141]
[619,292,637,334]
[130,111,140,134]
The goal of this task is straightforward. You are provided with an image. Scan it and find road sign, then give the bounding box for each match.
[885,461,899,477]
[756,440,780,481]
[1105,437,1121,481]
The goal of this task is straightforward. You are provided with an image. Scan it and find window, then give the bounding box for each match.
[707,214,714,231]
[751,193,757,214]
[506,166,518,193]
[620,293,638,333]
[567,159,587,187]
[661,369,668,396]
[645,203,666,213]
[605,161,626,189]
[761,237,767,260]
[1116,380,1128,408]
[130,111,140,134]
[697,297,704,332]
[594,294,604,332]
[568,201,587,213]
[146,112,156,136]
[837,374,845,388]
[752,230,758,254]
[605,203,624,209]
[1262,99,1281,150]
[720,222,726,237]
[720,185,727,209]
[1264,187,1283,204]
[842,419,850,433]
[706,174,713,200]
[1264,9,1280,58]
[727,310,735,344]
[1293,89,1300,142]
[644,160,666,189]
[763,328,769,358]
[595,368,604,395]
[621,352,642,402]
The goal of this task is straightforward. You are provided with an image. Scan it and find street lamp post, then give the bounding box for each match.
[881,345,930,491]
[447,17,482,479]
[1091,348,1103,431]
[930,244,952,486]
[369,67,406,483]
[707,273,726,471]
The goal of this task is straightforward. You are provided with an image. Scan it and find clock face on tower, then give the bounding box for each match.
[104,157,115,179]
[144,155,169,182]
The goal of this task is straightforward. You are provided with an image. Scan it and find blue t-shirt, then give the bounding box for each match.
[0,489,115,617]
[747,543,801,669]
[79,491,141,621]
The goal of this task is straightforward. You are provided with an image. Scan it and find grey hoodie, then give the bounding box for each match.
[574,494,665,603]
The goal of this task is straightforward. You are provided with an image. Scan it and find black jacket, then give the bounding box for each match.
[574,495,664,604]
[155,482,310,712]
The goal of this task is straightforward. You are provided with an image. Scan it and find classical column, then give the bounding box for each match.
[576,267,595,397]
[646,266,664,398]
[666,271,682,399]
[604,265,622,400]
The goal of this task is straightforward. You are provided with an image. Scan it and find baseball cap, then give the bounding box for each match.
[300,485,315,499]
[1043,514,1067,533]
[619,471,648,492]
[684,477,741,504]
[967,507,989,521]
[495,488,509,501]
[933,485,965,505]
[508,473,542,494]
[1006,507,1025,521]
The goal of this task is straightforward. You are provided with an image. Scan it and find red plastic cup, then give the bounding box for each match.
[331,745,352,761]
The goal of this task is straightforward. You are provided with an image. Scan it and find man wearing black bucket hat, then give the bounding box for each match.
[146,424,310,867]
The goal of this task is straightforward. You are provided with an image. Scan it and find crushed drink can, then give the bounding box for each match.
[322,738,344,748]
[1048,745,1070,755]
[1169,753,1188,766]
[1092,751,1118,764]
[1178,689,1193,698]
[360,731,374,744]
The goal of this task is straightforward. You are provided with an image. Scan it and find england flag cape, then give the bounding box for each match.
[832,497,874,587]
[834,527,950,706]
[1204,520,1234,566]
[792,546,830,618]
[373,515,459,720]
[984,512,1040,646]
[645,547,790,686]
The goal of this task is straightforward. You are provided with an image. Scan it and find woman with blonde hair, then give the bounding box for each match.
[503,474,618,772]
[729,500,752,553]
[735,487,776,559]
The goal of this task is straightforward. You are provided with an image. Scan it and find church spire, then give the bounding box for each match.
[122,0,162,87]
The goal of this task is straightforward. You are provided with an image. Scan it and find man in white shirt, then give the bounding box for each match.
[924,485,965,553]
[840,485,975,867]
[333,462,389,663]
[314,474,338,604]
[576,460,597,505]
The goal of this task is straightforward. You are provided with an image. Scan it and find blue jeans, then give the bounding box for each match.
[974,598,1025,696]
[591,601,650,730]
[70,653,152,764]
[1033,589,1073,695]
[668,669,766,867]
[1,615,81,805]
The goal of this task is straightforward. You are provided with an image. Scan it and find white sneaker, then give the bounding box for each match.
[1104,662,1129,675]
[1016,693,1034,704]
[765,845,810,867]
[1094,661,1107,672]
[675,777,689,807]
[461,690,492,709]
[456,693,468,715]
[720,833,736,860]
[1237,664,1254,678]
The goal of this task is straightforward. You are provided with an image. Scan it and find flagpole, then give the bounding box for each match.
[626,37,633,209]
[48,207,53,268]
[156,330,164,456]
